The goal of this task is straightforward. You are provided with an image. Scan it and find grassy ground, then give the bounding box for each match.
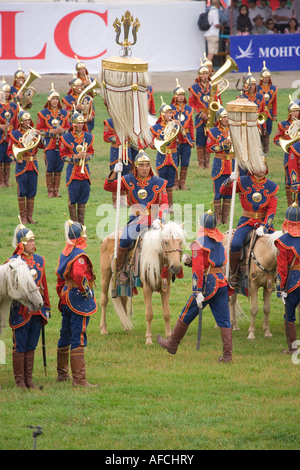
[0,87,300,451]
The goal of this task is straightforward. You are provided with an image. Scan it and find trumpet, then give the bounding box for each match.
[76,140,88,174]
[12,125,41,162]
[257,112,267,125]
[16,70,41,108]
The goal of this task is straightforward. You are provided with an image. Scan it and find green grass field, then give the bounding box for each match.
[0,85,300,451]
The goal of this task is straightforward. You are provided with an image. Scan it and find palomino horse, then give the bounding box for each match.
[0,257,44,333]
[100,221,186,344]
[223,230,282,340]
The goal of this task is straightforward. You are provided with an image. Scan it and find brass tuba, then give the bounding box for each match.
[77,79,101,120]
[12,126,41,162]
[17,70,41,108]
[206,56,239,133]
[154,120,180,155]
[279,119,300,153]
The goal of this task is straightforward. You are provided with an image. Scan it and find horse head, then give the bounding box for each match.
[161,222,185,275]
[6,257,43,312]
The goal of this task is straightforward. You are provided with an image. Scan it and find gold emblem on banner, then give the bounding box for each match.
[138,188,147,199]
[252,192,262,202]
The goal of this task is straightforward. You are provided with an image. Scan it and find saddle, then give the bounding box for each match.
[234,229,257,296]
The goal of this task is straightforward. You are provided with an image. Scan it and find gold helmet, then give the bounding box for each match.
[134,149,151,167]
[48,82,60,101]
[198,59,209,76]
[14,62,26,80]
[159,96,172,115]
[173,78,185,96]
[13,217,35,248]
[1,77,11,93]
[288,95,300,113]
[18,108,31,123]
[260,61,271,78]
[75,54,86,72]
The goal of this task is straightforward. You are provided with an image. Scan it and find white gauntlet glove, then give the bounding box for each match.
[182,253,192,265]
[280,291,288,304]
[114,162,123,173]
[196,292,205,308]
[230,171,239,182]
[255,226,265,237]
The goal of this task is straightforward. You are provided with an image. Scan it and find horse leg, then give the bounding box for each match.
[230,293,240,331]
[160,282,172,340]
[262,287,273,338]
[143,284,154,345]
[100,267,112,335]
[248,284,258,340]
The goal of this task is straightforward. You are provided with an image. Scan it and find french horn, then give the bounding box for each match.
[154,120,180,155]
[279,119,300,153]
[12,126,41,162]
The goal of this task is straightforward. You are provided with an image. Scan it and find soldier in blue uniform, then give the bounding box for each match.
[170,79,195,191]
[9,222,50,389]
[157,207,233,362]
[59,111,94,225]
[220,165,279,286]
[36,84,70,198]
[150,99,179,213]
[257,62,278,155]
[0,80,18,187]
[206,106,235,225]
[103,150,169,282]
[7,109,42,225]
[275,202,300,354]
[56,218,97,387]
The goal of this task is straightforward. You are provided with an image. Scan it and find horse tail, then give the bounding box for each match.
[0,298,11,334]
[109,281,133,331]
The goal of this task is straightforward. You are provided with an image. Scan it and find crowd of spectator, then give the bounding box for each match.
[220,0,299,36]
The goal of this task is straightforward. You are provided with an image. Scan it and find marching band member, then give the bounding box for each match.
[275,202,300,354]
[206,106,235,225]
[7,109,42,224]
[36,84,70,198]
[150,99,179,213]
[62,78,90,131]
[188,64,217,169]
[241,69,266,138]
[59,111,94,225]
[10,65,33,110]
[170,79,195,191]
[103,150,168,283]
[9,222,50,389]
[0,80,18,187]
[274,98,300,207]
[257,62,278,155]
[56,219,97,387]
[157,207,233,363]
[220,163,279,287]
[103,116,133,208]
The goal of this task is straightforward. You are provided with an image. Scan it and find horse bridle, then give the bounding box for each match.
[161,240,183,259]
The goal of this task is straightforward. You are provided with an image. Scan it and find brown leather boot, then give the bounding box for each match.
[0,163,5,187]
[229,250,241,287]
[174,170,179,191]
[69,204,77,222]
[77,203,85,225]
[196,146,205,169]
[214,199,222,225]
[24,350,41,389]
[179,167,190,190]
[53,172,62,197]
[157,318,189,354]
[116,246,130,283]
[282,321,297,354]
[285,186,294,207]
[12,351,27,389]
[18,196,28,224]
[222,199,231,225]
[204,150,210,169]
[46,172,54,198]
[218,327,233,363]
[57,346,71,382]
[166,187,174,214]
[3,163,10,187]
[26,197,38,224]
[70,347,98,387]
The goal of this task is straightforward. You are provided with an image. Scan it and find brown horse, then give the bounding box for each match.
[100,221,186,344]
[223,230,282,339]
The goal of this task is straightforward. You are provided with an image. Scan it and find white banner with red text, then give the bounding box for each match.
[0,3,206,76]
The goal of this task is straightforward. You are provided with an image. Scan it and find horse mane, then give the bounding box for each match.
[262,230,283,257]
[140,222,186,290]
